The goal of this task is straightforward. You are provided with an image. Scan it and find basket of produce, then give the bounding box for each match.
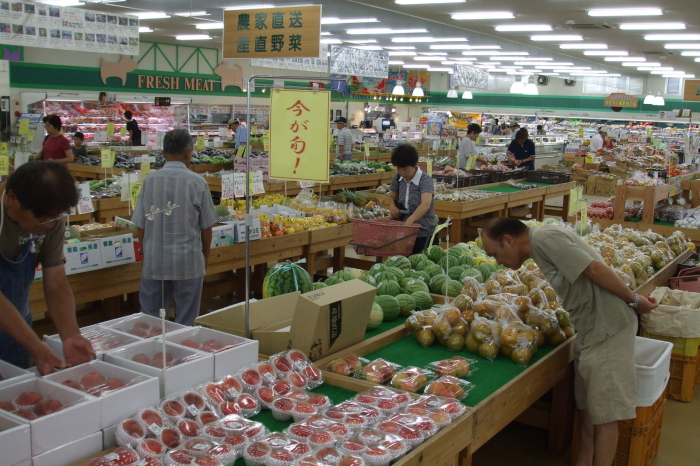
[349,218,421,257]
[669,267,700,292]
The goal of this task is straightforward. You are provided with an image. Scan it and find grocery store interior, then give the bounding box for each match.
[2,0,700,465]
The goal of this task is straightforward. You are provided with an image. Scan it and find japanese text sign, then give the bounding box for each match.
[223,5,321,59]
[603,93,638,108]
[76,182,94,214]
[101,149,114,168]
[222,173,234,199]
[130,182,142,210]
[270,89,330,183]
[0,156,8,175]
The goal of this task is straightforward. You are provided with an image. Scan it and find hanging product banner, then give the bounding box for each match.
[0,1,139,54]
[330,45,389,79]
[223,5,321,59]
[251,44,329,72]
[269,89,330,183]
[452,64,489,90]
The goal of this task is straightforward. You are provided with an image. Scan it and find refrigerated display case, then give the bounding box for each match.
[175,104,232,136]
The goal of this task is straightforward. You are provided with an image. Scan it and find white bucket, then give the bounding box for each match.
[634,336,673,407]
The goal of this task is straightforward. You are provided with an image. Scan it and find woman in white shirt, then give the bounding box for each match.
[457,123,483,169]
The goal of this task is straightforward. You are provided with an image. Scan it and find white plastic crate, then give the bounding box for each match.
[634,336,673,407]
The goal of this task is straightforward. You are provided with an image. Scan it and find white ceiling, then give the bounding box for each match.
[74,0,700,80]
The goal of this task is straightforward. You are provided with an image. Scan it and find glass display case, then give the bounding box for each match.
[175,104,232,136]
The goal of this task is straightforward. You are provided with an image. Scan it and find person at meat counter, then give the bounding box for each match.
[229,118,249,151]
[589,126,610,153]
[0,161,95,373]
[33,115,74,164]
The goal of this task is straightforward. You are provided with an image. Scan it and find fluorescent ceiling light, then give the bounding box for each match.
[392,37,467,43]
[404,64,430,69]
[531,35,583,41]
[132,12,170,19]
[388,51,417,56]
[428,67,454,72]
[496,25,552,32]
[414,57,448,61]
[396,0,465,4]
[346,28,427,34]
[604,57,646,62]
[451,11,514,20]
[388,60,405,65]
[560,43,608,49]
[645,34,700,41]
[224,4,275,10]
[619,23,685,30]
[663,74,695,78]
[569,72,611,76]
[320,39,343,44]
[638,66,673,70]
[419,52,447,55]
[441,61,457,65]
[139,27,153,33]
[539,73,560,76]
[195,22,224,30]
[569,67,593,70]
[488,69,508,73]
[174,11,208,17]
[588,8,662,17]
[682,51,700,56]
[499,57,552,61]
[345,40,378,44]
[321,32,332,36]
[40,1,83,5]
[176,35,211,40]
[628,62,660,67]
[322,17,379,24]
[498,65,522,69]
[584,51,628,56]
[665,43,700,49]
[485,62,501,65]
[650,70,680,74]
[385,46,416,50]
[429,45,500,50]
[464,51,529,56]
[515,62,569,66]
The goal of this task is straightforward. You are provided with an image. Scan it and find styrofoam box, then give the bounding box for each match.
[0,359,35,389]
[162,326,259,379]
[103,340,214,397]
[43,325,141,361]
[31,431,103,466]
[42,360,160,429]
[102,423,118,450]
[99,313,187,338]
[0,379,100,456]
[635,336,673,407]
[0,411,31,466]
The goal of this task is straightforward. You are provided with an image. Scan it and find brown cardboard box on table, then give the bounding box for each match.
[196,279,376,361]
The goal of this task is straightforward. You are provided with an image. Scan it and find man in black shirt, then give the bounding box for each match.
[124,110,142,146]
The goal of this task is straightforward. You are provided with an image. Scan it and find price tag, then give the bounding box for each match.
[130,182,143,209]
[0,155,8,175]
[219,127,228,138]
[578,127,584,138]
[426,160,433,176]
[222,173,234,199]
[100,149,114,168]
[262,131,270,152]
[196,136,205,148]
[465,155,477,170]
[233,172,246,198]
[121,173,139,201]
[298,181,315,188]
[106,122,115,137]
[136,155,156,164]
[236,145,246,158]
[76,182,95,214]
[568,187,582,213]
[18,119,29,135]
[0,142,7,154]
[250,170,265,195]
[120,127,127,137]
[580,202,587,224]
[251,125,258,134]
[585,154,594,163]
[14,151,29,168]
[448,139,452,151]
[140,162,151,180]
[27,132,34,142]
[364,141,370,158]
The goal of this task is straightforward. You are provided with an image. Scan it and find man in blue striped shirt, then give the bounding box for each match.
[133,129,218,325]
[229,118,249,150]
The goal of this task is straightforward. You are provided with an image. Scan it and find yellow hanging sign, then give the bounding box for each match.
[426,160,433,176]
[0,155,8,175]
[262,131,270,152]
[27,132,34,142]
[140,162,151,180]
[580,202,587,224]
[130,182,143,209]
[465,155,477,170]
[101,149,115,168]
[364,142,370,158]
[0,142,7,154]
[120,127,127,137]
[106,122,115,137]
[269,89,330,183]
[18,119,29,135]
[196,136,205,149]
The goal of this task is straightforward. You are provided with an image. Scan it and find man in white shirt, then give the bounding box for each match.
[457,123,482,169]
[373,116,384,134]
[589,126,608,153]
[335,117,354,161]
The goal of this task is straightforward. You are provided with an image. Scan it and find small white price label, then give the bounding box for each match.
[76,182,94,214]
[222,174,234,199]
[253,170,265,195]
[233,172,246,198]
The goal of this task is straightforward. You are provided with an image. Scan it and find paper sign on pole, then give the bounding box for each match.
[580,202,587,224]
[197,136,205,149]
[262,131,270,152]
[0,142,7,154]
[101,150,115,168]
[222,174,234,199]
[106,122,115,138]
[364,142,370,159]
[236,145,246,158]
[270,89,330,183]
[298,181,314,188]
[253,171,265,194]
[448,139,452,151]
[120,127,127,137]
[121,173,139,201]
[14,152,29,168]
[76,182,95,214]
[465,156,477,170]
[0,156,8,175]
[18,119,29,135]
[233,172,246,198]
[426,160,433,176]
[251,126,258,134]
[27,132,34,142]
[568,187,583,213]
[130,182,143,210]
[140,163,151,180]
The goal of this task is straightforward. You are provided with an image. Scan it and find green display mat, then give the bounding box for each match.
[521,181,554,187]
[477,185,522,194]
[362,334,557,407]
[364,319,406,340]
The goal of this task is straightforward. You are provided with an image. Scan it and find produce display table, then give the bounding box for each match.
[592,216,700,246]
[190,162,232,174]
[68,163,131,181]
[67,211,95,225]
[303,223,353,276]
[326,173,384,195]
[434,192,510,243]
[612,181,683,224]
[93,198,130,223]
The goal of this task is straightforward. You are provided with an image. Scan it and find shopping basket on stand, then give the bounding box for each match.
[349,218,422,256]
[669,267,700,292]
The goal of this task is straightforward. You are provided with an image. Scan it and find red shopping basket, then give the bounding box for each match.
[349,218,422,256]
[669,267,700,292]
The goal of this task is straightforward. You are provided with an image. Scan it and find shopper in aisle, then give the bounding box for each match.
[33,115,74,164]
[480,218,658,466]
[457,123,482,169]
[229,118,248,151]
[491,119,500,135]
[537,124,547,136]
[133,129,217,326]
[589,126,608,153]
[373,115,384,134]
[509,122,520,139]
[71,132,87,159]
[124,110,142,146]
[389,144,438,254]
[0,161,95,373]
[499,122,512,137]
[335,116,353,161]
[507,128,536,170]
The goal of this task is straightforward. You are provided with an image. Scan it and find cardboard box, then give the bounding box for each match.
[211,224,236,248]
[43,325,141,361]
[114,216,137,229]
[0,359,35,389]
[564,154,586,164]
[31,431,103,466]
[585,175,597,195]
[103,340,214,397]
[99,313,188,338]
[63,240,102,275]
[594,176,618,197]
[233,219,262,243]
[196,280,376,361]
[97,233,136,268]
[163,326,259,379]
[42,360,160,429]
[0,411,31,466]
[0,379,100,456]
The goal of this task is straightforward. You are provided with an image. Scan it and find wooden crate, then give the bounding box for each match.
[93,198,130,223]
[68,163,131,181]
[667,353,700,402]
[190,162,232,173]
[613,184,671,224]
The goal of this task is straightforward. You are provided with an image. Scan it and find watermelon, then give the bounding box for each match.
[424,264,444,278]
[476,263,497,282]
[312,282,327,291]
[325,275,344,286]
[262,260,313,298]
[385,255,412,271]
[332,270,355,281]
[376,280,401,297]
[446,280,462,297]
[374,271,397,284]
[358,274,377,287]
[447,266,466,281]
[460,268,484,283]
[375,295,400,321]
[347,269,366,279]
[409,254,430,270]
[396,294,416,316]
[369,263,387,277]
[415,270,431,282]
[438,255,460,271]
[367,303,384,331]
[459,255,475,268]
[429,274,450,294]
[411,291,433,311]
[403,279,430,295]
[426,245,445,264]
[404,270,420,279]
[387,267,406,280]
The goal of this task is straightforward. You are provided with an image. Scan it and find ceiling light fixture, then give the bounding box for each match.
[392,37,467,43]
[652,92,665,106]
[463,51,529,56]
[643,90,655,105]
[396,0,465,4]
[583,51,629,56]
[412,84,425,96]
[451,11,514,20]
[619,22,685,30]
[321,17,379,24]
[174,11,208,17]
[441,61,458,65]
[428,67,454,72]
[320,32,332,36]
[419,52,447,55]
[523,77,539,95]
[665,43,700,49]
[388,51,417,56]
[510,77,525,94]
[354,45,383,50]
[320,39,343,44]
[462,89,473,99]
[346,28,427,34]
[133,12,170,19]
[224,4,275,10]
[628,62,660,67]
[40,1,84,5]
[638,66,674,71]
[139,27,153,33]
[404,64,430,69]
[496,24,552,32]
[195,22,224,30]
[683,51,700,56]
[415,56,449,61]
[645,34,700,41]
[389,60,405,65]
[559,43,608,49]
[176,34,211,40]
[663,74,695,78]
[385,46,416,50]
[392,80,405,95]
[588,8,662,17]
[539,73,560,76]
[650,70,680,74]
[531,35,583,41]
[604,57,646,62]
[447,87,458,98]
